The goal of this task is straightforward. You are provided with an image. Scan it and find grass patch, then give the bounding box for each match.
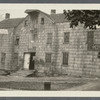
[0,81,85,90]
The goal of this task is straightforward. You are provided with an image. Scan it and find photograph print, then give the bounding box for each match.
[0,4,99,91]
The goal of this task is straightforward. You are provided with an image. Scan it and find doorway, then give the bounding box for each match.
[23,52,35,70]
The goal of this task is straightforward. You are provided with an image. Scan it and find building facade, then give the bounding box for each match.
[0,10,100,77]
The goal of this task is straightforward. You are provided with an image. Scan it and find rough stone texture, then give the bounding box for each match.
[0,28,14,70]
[1,11,100,77]
[56,22,100,77]
[13,12,58,72]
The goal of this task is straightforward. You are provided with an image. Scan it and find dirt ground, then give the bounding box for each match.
[0,75,99,91]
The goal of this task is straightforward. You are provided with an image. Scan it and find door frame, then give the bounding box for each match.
[23,52,36,70]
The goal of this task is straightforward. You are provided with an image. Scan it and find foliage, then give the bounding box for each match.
[63,10,100,29]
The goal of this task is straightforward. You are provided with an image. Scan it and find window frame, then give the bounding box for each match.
[13,53,18,63]
[62,52,69,66]
[64,32,70,44]
[24,20,28,26]
[41,18,44,25]
[87,31,94,50]
[47,33,52,44]
[1,53,6,65]
[15,36,20,46]
[45,53,52,63]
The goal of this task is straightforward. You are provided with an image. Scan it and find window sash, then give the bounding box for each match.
[63,52,68,65]
[41,18,44,24]
[15,36,20,45]
[87,31,94,50]
[64,32,69,43]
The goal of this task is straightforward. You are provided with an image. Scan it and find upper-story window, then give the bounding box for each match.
[87,31,94,50]
[87,31,94,44]
[45,53,52,63]
[24,20,28,26]
[33,34,37,42]
[15,36,20,46]
[30,28,38,42]
[47,33,52,44]
[41,18,44,25]
[64,32,70,43]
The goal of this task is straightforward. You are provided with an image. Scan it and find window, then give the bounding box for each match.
[98,52,100,58]
[87,31,94,44]
[1,53,6,68]
[41,18,44,24]
[15,36,20,45]
[47,33,52,44]
[30,29,38,42]
[24,20,28,26]
[64,32,70,43]
[45,53,52,63]
[62,52,68,65]
[13,53,18,66]
[33,34,37,41]
[87,31,94,50]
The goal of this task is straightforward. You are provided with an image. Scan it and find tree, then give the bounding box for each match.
[63,10,100,29]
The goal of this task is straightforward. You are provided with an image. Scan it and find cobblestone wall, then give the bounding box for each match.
[0,28,14,70]
[1,11,100,77]
[14,12,58,71]
[56,22,100,77]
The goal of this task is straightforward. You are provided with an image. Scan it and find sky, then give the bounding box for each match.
[0,4,100,20]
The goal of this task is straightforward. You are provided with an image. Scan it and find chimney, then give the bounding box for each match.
[51,9,56,14]
[5,13,10,19]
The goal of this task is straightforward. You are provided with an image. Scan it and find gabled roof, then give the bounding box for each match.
[0,18,25,29]
[25,9,67,23]
[25,9,54,23]
[0,10,67,29]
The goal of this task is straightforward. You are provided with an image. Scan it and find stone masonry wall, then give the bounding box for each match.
[56,22,100,77]
[0,28,14,70]
[14,12,58,72]
[1,11,100,77]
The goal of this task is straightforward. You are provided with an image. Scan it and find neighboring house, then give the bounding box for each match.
[0,13,24,70]
[0,10,100,77]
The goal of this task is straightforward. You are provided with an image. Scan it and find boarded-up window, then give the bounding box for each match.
[15,36,20,45]
[45,53,52,63]
[62,52,68,65]
[47,33,52,44]
[87,31,94,50]
[1,53,6,68]
[41,18,44,24]
[64,32,70,43]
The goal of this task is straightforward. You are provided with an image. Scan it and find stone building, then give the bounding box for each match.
[0,9,100,77]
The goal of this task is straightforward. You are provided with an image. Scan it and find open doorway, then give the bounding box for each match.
[23,52,35,70]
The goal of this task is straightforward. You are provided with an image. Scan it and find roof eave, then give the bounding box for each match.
[25,9,55,23]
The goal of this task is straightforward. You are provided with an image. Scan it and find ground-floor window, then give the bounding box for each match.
[45,53,52,63]
[62,52,68,65]
[13,53,18,67]
[1,53,6,68]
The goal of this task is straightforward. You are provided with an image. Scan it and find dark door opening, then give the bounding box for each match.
[29,52,35,70]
